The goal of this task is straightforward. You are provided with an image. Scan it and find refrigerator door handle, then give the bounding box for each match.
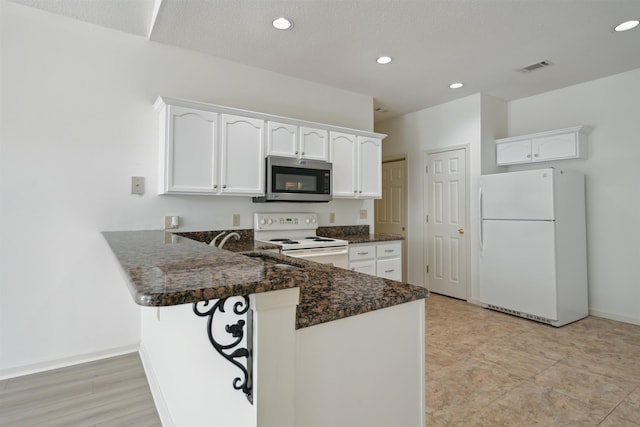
[479,187,484,250]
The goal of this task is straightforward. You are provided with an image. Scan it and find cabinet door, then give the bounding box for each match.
[350,260,376,276]
[496,139,532,165]
[357,136,382,198]
[299,127,329,161]
[267,121,298,158]
[533,132,577,161]
[330,131,357,198]
[220,114,265,195]
[377,258,402,281]
[165,106,219,193]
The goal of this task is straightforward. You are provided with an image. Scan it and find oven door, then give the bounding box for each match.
[282,246,348,269]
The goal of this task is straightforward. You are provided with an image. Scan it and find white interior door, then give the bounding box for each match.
[425,148,468,299]
[375,159,407,281]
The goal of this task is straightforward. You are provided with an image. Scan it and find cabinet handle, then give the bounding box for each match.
[384,269,395,273]
[527,154,531,158]
[354,190,357,193]
[223,184,227,189]
[301,152,305,155]
[295,151,299,154]
[534,153,539,157]
[213,184,218,189]
[357,252,369,255]
[359,190,363,193]
[384,249,394,253]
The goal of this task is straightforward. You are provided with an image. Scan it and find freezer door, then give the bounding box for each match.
[481,168,555,220]
[479,220,558,320]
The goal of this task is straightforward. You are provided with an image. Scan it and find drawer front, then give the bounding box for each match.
[377,258,402,281]
[376,242,402,258]
[349,245,376,261]
[349,260,376,276]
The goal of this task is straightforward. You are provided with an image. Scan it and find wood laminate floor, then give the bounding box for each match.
[0,353,160,427]
[2,295,639,426]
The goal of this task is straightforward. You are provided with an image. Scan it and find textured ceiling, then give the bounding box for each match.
[10,0,640,122]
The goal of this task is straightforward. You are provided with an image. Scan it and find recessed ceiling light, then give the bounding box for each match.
[449,82,464,89]
[614,20,639,32]
[376,56,392,65]
[272,17,294,30]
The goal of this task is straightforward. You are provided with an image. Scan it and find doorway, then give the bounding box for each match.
[424,147,468,299]
[374,158,408,282]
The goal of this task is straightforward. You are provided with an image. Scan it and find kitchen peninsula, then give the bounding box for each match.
[103,230,428,427]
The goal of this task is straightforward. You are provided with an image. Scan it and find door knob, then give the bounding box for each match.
[458,228,464,234]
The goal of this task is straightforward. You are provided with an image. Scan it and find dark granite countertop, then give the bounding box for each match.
[103,230,427,329]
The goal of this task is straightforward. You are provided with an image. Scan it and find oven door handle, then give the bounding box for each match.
[283,247,348,258]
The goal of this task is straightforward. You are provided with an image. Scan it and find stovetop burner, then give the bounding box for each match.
[270,238,299,244]
[306,237,335,242]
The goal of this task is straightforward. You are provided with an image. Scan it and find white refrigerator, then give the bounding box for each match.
[479,168,588,327]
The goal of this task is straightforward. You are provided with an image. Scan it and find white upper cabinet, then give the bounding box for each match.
[159,105,219,194]
[496,126,591,166]
[156,98,265,196]
[267,122,329,161]
[156,96,385,197]
[330,132,382,199]
[299,127,329,161]
[357,136,382,198]
[266,121,298,158]
[220,114,265,195]
[330,132,358,197]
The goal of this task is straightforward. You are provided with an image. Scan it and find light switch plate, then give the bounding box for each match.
[329,212,335,223]
[360,209,368,219]
[131,176,144,195]
[232,214,240,226]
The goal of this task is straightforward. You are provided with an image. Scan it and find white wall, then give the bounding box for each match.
[375,95,485,299]
[505,68,640,325]
[378,68,640,326]
[0,1,375,376]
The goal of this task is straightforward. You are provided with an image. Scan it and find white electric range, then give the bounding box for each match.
[253,213,349,269]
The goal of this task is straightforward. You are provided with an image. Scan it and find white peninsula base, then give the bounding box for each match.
[140,289,425,427]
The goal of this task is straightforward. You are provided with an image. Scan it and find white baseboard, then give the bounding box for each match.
[467,297,482,306]
[0,344,139,380]
[139,342,174,427]
[589,309,640,326]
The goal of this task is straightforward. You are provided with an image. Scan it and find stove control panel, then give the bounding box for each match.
[254,213,318,230]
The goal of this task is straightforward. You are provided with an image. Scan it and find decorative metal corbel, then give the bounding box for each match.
[193,296,253,403]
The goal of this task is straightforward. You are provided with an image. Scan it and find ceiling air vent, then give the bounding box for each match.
[519,60,551,73]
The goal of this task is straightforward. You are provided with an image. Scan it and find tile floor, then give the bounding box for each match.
[426,293,640,426]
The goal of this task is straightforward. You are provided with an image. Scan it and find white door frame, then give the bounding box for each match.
[423,145,471,299]
[376,154,409,282]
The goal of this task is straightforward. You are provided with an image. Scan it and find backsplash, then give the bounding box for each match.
[317,225,370,237]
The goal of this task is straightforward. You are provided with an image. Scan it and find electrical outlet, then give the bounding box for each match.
[131,176,144,195]
[164,215,179,229]
[329,212,335,223]
[360,209,368,219]
[232,214,240,226]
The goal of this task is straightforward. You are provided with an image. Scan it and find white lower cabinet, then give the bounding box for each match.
[349,241,402,281]
[376,242,402,281]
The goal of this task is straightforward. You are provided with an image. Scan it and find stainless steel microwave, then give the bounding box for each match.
[253,156,332,203]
